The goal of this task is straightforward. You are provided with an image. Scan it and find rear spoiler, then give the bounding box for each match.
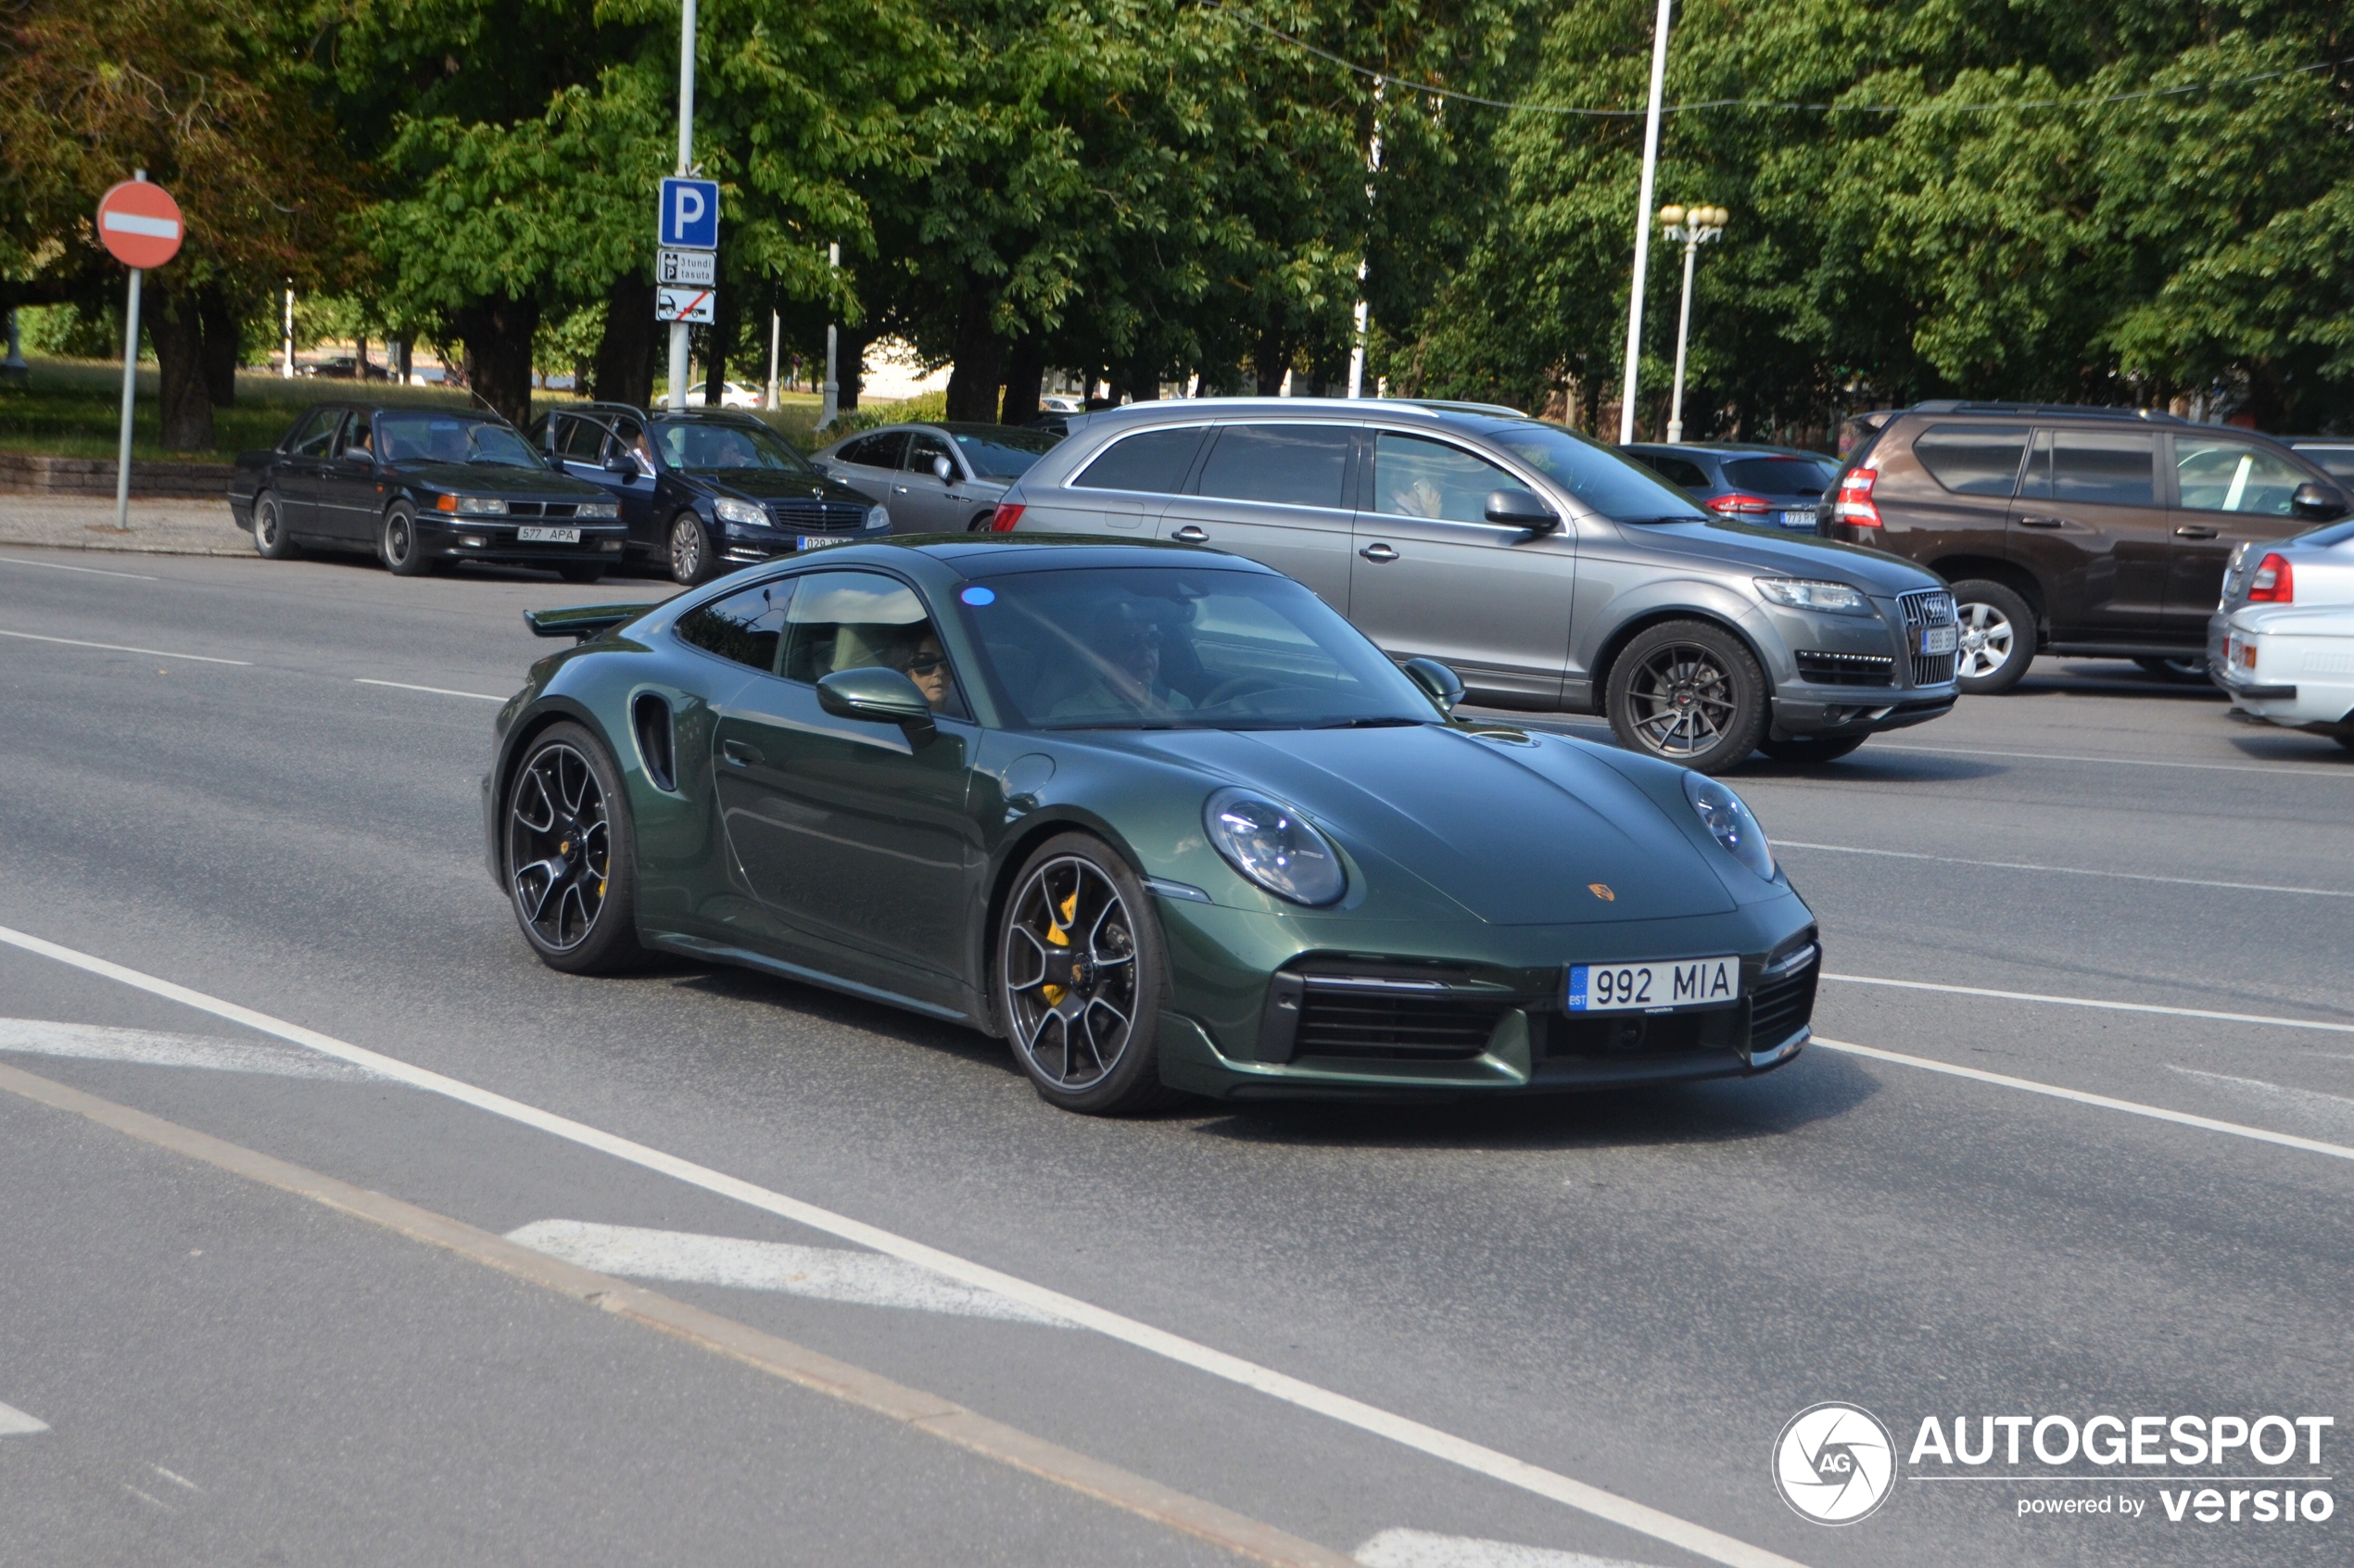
[525,602,661,642]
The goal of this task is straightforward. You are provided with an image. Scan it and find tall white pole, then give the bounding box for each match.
[1666,234,1697,443]
[111,169,152,532]
[765,308,780,408]
[1617,0,1673,443]
[1348,81,1384,400]
[282,285,294,377]
[666,0,698,412]
[819,241,840,430]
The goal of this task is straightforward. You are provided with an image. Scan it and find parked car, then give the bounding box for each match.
[688,381,763,409]
[527,403,887,585]
[1817,401,2350,693]
[490,537,1822,1112]
[1039,394,1087,413]
[229,403,626,579]
[810,422,1062,534]
[2213,596,2354,750]
[2207,513,2354,675]
[2283,437,2354,487]
[297,356,390,381]
[994,398,1960,772]
[1622,443,1838,531]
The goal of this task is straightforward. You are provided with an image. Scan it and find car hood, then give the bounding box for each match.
[390,461,609,498]
[693,469,873,507]
[1622,516,1943,594]
[1125,725,1740,925]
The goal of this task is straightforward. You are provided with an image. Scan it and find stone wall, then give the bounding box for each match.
[0,453,233,498]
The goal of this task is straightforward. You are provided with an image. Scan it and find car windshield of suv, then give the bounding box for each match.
[946,426,1060,478]
[654,419,816,474]
[961,566,1435,730]
[1722,456,1836,494]
[1484,423,1708,521]
[374,413,546,469]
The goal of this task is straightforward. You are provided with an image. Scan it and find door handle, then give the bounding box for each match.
[2173,525,2220,538]
[1359,542,1399,563]
[1171,525,1209,543]
[892,484,909,495]
[721,740,763,767]
[2016,515,2067,528]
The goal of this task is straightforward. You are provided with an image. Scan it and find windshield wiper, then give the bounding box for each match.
[1307,714,1426,728]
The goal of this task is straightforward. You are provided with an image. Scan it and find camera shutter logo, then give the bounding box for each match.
[1773,1402,1895,1524]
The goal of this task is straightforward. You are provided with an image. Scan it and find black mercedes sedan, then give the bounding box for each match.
[527,404,891,585]
[229,404,627,580]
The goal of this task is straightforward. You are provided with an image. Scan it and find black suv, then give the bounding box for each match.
[1820,402,2349,691]
[527,404,888,584]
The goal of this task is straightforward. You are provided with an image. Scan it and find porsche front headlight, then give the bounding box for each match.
[713,497,767,526]
[1203,788,1345,906]
[1754,576,1870,614]
[1683,772,1775,880]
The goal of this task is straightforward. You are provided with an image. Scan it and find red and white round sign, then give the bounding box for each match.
[95,180,184,269]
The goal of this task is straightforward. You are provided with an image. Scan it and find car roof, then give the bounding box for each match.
[1900,400,2185,424]
[771,535,1280,581]
[1066,396,1510,437]
[1625,442,1828,458]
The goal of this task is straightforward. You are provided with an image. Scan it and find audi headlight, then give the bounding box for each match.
[1683,772,1775,880]
[576,500,619,520]
[1204,788,1345,905]
[713,496,767,526]
[454,495,507,516]
[1755,576,1870,614]
[866,504,892,530]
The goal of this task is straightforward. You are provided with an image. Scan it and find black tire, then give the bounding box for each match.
[501,722,644,974]
[251,491,299,559]
[557,563,607,584]
[967,511,995,533]
[1605,619,1769,774]
[2336,733,2354,753]
[1757,734,1868,765]
[379,502,433,576]
[1950,578,2036,694]
[667,511,715,585]
[995,832,1173,1115]
[2133,655,2208,683]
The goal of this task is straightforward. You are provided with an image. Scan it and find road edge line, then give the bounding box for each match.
[1820,974,2354,1035]
[0,1060,1355,1568]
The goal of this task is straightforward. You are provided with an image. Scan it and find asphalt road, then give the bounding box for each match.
[3,545,2349,1568]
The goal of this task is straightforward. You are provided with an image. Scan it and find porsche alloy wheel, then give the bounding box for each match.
[1607,620,1766,774]
[504,725,641,973]
[999,837,1170,1114]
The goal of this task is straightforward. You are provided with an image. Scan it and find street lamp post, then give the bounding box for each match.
[819,241,840,432]
[666,0,699,412]
[1658,203,1727,444]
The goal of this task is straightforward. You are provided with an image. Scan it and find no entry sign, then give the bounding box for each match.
[96,180,183,269]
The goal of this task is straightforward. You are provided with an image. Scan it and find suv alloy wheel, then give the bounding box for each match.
[1949,579,2035,694]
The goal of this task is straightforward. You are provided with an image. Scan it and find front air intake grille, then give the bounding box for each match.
[769,498,869,531]
[1260,971,1516,1063]
[1900,588,1959,687]
[1796,650,1895,687]
[1749,946,1820,1048]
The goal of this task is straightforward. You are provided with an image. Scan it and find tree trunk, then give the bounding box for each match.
[196,285,242,406]
[838,326,868,411]
[1252,326,1292,395]
[357,335,372,381]
[454,293,541,427]
[590,278,655,407]
[392,337,412,384]
[146,281,215,451]
[944,276,1006,422]
[999,335,1044,424]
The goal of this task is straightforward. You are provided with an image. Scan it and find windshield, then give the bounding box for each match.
[960,566,1436,730]
[1483,423,1708,521]
[947,426,1060,478]
[653,419,816,474]
[375,413,546,469]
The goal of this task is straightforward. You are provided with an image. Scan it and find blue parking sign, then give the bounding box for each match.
[658,178,720,250]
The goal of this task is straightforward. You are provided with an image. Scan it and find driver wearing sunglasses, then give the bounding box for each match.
[892,627,956,714]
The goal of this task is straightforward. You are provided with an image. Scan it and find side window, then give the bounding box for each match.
[779,571,966,717]
[1368,432,1518,523]
[611,418,652,469]
[2021,430,2155,508]
[840,433,907,470]
[905,432,956,478]
[675,579,795,673]
[1636,453,1709,489]
[1193,424,1352,509]
[1073,426,1207,493]
[335,410,374,460]
[2174,438,2310,515]
[529,414,560,453]
[559,417,607,462]
[286,408,339,458]
[1910,424,2029,496]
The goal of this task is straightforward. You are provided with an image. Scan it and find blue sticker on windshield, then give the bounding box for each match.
[960,585,996,606]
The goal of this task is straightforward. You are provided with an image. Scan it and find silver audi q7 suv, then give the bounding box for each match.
[994,399,1960,771]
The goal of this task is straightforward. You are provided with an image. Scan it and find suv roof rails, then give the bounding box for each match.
[1910,399,2184,424]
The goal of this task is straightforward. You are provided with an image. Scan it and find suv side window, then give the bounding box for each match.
[2173,436,2309,515]
[1073,426,1207,493]
[1912,424,2029,496]
[676,578,795,673]
[1193,424,1352,509]
[286,407,339,457]
[2021,430,2155,507]
[1367,432,1517,523]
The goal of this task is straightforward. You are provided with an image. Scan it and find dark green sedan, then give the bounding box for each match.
[484,537,1819,1113]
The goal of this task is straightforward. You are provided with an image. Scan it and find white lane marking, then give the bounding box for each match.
[504,1220,1071,1326]
[1867,740,2345,778]
[121,1484,172,1510]
[0,1018,373,1080]
[1814,1038,2354,1164]
[0,554,158,580]
[1355,1529,1658,1568]
[1778,841,2354,900]
[0,921,1807,1568]
[152,1465,200,1492]
[0,627,250,665]
[2168,1067,2354,1140]
[354,678,506,702]
[0,1400,47,1435]
[1823,974,2354,1036]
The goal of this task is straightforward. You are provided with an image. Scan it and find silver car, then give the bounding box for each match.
[995,398,1961,771]
[810,422,1062,535]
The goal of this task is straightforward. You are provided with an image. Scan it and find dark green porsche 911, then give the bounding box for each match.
[484,537,1819,1114]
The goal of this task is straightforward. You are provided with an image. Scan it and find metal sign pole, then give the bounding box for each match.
[819,241,840,431]
[667,0,699,412]
[1617,0,1673,443]
[112,169,152,532]
[765,309,780,409]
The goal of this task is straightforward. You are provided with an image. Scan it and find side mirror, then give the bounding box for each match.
[1402,657,1464,714]
[338,449,373,468]
[930,455,956,484]
[2292,481,2348,520]
[816,666,936,740]
[603,452,640,476]
[1485,487,1559,531]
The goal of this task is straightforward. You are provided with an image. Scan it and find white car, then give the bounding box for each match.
[2216,601,2354,749]
[690,381,764,409]
[2208,516,2354,680]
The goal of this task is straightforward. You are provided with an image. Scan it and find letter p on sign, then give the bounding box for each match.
[659,177,719,250]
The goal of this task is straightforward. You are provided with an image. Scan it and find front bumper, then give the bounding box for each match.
[423,517,628,564]
[713,518,894,566]
[1770,689,1955,739]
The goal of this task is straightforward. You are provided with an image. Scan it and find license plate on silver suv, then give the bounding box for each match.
[1918,624,1958,655]
[1566,955,1738,1012]
[516,526,581,544]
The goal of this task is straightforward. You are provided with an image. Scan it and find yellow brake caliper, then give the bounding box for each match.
[1039,888,1079,1005]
